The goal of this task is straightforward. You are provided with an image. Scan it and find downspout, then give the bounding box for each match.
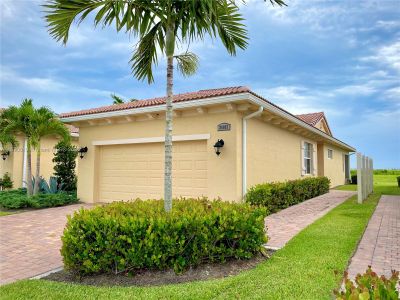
[22,138,28,188]
[242,106,264,200]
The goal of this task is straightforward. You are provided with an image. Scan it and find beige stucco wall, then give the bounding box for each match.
[323,143,348,187]
[77,110,242,203]
[0,136,78,189]
[246,117,319,189]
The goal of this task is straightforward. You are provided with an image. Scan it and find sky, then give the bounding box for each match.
[1,0,399,168]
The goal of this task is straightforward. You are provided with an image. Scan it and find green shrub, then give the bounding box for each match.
[245,177,330,213]
[334,267,399,300]
[351,175,357,185]
[30,193,79,208]
[61,199,267,275]
[0,189,78,209]
[53,140,78,192]
[0,173,13,190]
[0,189,31,209]
[373,169,400,175]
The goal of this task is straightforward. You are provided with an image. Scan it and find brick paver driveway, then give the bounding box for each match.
[265,190,356,249]
[347,195,400,278]
[0,204,92,285]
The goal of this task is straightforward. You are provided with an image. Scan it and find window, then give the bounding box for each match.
[328,149,333,159]
[304,142,313,174]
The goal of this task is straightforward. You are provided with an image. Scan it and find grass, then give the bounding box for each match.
[0,193,379,300]
[336,174,400,195]
[0,211,14,217]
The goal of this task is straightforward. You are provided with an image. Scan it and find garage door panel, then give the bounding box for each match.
[98,140,208,202]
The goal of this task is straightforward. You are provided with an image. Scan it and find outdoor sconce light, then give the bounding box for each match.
[1,151,10,161]
[213,139,224,156]
[78,147,88,159]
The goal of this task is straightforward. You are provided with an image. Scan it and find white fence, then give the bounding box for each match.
[357,152,373,204]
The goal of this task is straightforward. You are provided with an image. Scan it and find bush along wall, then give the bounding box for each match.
[61,199,268,275]
[0,189,78,209]
[245,177,330,213]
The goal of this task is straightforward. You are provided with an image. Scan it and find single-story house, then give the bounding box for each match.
[60,86,354,203]
[0,124,79,188]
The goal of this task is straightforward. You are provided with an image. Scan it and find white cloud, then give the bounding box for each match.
[360,41,400,73]
[375,20,400,30]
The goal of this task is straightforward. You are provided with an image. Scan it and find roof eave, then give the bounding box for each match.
[60,92,355,152]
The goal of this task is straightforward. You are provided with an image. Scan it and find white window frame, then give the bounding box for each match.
[303,142,313,175]
[327,148,333,159]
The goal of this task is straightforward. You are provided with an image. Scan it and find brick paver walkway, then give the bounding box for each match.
[265,190,356,249]
[0,204,92,285]
[347,195,400,278]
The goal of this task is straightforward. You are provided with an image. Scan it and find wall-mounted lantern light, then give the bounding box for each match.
[213,139,224,156]
[78,147,88,159]
[1,151,10,161]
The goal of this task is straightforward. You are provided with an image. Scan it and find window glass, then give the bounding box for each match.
[304,142,312,174]
[328,149,333,159]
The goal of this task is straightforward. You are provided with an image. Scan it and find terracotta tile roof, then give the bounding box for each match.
[59,86,250,118]
[295,112,325,126]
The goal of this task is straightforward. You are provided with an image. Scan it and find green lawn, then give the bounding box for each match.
[336,174,400,195]
[0,193,379,300]
[0,211,14,217]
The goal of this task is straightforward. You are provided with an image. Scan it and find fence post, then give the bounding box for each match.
[370,158,373,193]
[364,155,368,197]
[357,152,362,204]
[366,156,370,195]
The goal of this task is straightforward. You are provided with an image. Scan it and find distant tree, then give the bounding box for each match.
[111,93,138,104]
[1,99,36,196]
[53,140,78,192]
[111,94,124,105]
[31,107,70,195]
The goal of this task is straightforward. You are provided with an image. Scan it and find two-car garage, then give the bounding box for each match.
[97,140,208,202]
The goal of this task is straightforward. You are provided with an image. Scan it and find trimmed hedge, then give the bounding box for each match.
[0,189,79,209]
[245,177,330,213]
[61,199,267,275]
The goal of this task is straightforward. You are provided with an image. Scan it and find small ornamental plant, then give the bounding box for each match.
[1,173,13,190]
[334,267,399,300]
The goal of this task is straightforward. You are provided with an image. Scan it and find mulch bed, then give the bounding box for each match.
[43,251,274,287]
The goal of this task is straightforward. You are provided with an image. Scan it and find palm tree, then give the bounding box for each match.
[111,94,125,105]
[111,93,138,104]
[31,107,70,195]
[0,112,19,151]
[44,0,285,211]
[1,99,36,196]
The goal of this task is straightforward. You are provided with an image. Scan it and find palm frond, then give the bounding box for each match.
[174,52,199,77]
[111,93,125,104]
[43,0,157,44]
[268,0,287,7]
[130,22,164,83]
[211,1,248,55]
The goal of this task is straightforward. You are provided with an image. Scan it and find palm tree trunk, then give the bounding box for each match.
[26,141,33,196]
[33,141,41,195]
[164,55,174,212]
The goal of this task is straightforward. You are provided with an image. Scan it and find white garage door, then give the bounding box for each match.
[98,140,208,202]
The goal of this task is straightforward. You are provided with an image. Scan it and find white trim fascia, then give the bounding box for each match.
[61,91,354,151]
[247,94,356,152]
[92,134,210,146]
[61,93,248,123]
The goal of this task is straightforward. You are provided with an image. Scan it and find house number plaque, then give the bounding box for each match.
[217,123,231,131]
